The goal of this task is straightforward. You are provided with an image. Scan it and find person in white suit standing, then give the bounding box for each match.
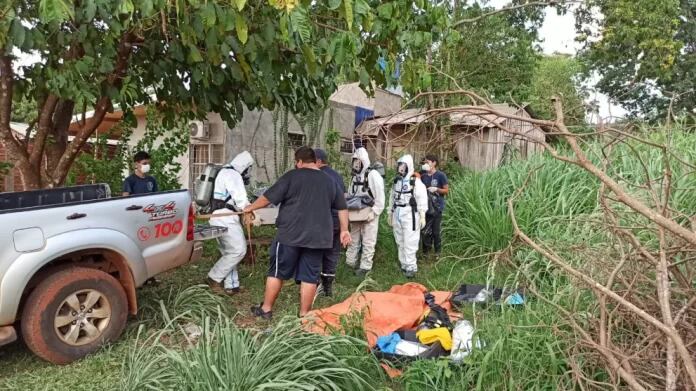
[346,147,385,276]
[387,154,427,278]
[206,151,254,295]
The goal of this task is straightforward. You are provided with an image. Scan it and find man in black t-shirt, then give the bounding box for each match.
[123,151,158,196]
[243,147,351,318]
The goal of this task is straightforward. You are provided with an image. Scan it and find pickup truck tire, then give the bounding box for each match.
[21,267,128,364]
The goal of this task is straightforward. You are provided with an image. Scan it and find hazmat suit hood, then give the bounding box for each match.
[352,147,371,177]
[396,154,415,180]
[229,151,254,174]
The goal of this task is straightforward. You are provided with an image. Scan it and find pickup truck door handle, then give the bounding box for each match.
[126,205,143,211]
[66,213,87,220]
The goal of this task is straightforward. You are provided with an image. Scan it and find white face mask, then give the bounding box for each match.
[140,164,151,174]
[421,164,431,172]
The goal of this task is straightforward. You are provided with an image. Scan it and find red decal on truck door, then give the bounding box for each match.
[143,201,178,221]
[137,227,152,241]
[153,220,184,238]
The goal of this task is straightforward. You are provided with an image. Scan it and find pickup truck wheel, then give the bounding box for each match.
[21,267,128,364]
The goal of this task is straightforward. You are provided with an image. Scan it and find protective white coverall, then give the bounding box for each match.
[387,154,428,273]
[346,148,385,271]
[207,151,254,290]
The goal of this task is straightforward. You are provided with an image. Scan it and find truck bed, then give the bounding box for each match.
[0,184,111,211]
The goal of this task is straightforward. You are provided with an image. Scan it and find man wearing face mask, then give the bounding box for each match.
[346,147,385,276]
[387,154,428,278]
[206,151,255,295]
[123,151,158,196]
[420,154,449,258]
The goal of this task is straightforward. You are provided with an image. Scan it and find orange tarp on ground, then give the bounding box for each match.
[304,282,459,348]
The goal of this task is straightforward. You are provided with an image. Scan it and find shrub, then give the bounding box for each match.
[120,316,384,391]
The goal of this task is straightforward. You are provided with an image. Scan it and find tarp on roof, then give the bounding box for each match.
[355,106,375,128]
[355,108,428,136]
[449,103,522,128]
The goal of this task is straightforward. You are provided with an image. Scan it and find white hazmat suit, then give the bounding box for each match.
[387,154,427,273]
[207,151,254,290]
[346,148,385,271]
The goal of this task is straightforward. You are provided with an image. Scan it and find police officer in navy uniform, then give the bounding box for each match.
[420,154,449,258]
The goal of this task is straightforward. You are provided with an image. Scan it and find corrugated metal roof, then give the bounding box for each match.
[449,103,523,127]
[355,108,428,136]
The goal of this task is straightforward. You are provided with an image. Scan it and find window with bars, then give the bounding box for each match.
[287,133,306,150]
[340,138,354,153]
[190,143,224,188]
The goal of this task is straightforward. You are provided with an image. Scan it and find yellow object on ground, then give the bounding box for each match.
[416,327,453,350]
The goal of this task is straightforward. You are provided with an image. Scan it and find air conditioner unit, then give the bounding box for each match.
[189,120,209,140]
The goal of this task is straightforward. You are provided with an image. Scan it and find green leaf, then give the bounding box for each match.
[344,0,353,30]
[301,44,317,75]
[140,0,154,17]
[376,3,392,19]
[235,0,246,11]
[188,45,204,62]
[118,0,134,15]
[235,14,248,44]
[201,4,216,28]
[222,10,235,31]
[328,0,342,10]
[290,7,311,43]
[10,20,25,47]
[83,0,97,21]
[279,14,289,42]
[39,0,74,22]
[359,67,370,86]
[354,0,369,15]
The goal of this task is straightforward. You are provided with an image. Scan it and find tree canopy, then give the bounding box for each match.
[0,0,448,189]
[577,0,695,118]
[525,54,587,125]
[400,1,544,105]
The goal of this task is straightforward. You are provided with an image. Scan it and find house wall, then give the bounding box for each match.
[455,127,502,171]
[454,109,545,171]
[222,103,357,185]
[374,89,403,117]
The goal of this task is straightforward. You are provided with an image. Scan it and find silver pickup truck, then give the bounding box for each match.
[0,184,223,364]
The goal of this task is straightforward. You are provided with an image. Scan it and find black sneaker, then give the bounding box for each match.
[250,304,273,320]
[403,270,416,279]
[355,268,370,277]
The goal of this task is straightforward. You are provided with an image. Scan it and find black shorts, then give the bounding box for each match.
[268,240,324,284]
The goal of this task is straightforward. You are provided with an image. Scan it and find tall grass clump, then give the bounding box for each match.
[120,315,383,391]
[139,284,227,327]
[443,153,597,257]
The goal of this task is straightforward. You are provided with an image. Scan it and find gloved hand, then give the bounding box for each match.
[419,212,426,228]
[387,213,393,227]
[428,186,439,194]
